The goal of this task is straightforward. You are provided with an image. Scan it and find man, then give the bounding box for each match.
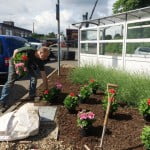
[0,46,50,112]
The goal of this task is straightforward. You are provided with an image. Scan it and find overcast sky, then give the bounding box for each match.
[0,0,116,35]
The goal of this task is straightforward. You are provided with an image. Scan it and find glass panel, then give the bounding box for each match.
[127,21,150,39]
[126,43,150,55]
[0,40,3,54]
[99,25,123,40]
[81,29,97,41]
[99,43,122,56]
[81,43,97,54]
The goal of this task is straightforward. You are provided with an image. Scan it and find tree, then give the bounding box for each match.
[113,0,150,14]
[48,32,56,38]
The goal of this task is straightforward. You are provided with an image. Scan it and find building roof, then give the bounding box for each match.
[72,6,150,28]
[0,23,32,32]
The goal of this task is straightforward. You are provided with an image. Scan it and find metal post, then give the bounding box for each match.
[56,0,60,76]
[33,22,34,33]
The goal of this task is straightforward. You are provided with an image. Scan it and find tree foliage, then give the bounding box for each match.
[113,0,150,14]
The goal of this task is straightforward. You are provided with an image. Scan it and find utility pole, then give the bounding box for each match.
[33,22,35,33]
[56,0,61,76]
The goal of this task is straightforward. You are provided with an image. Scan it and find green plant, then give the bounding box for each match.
[42,82,62,102]
[141,126,150,149]
[78,85,93,102]
[88,79,99,93]
[77,110,96,128]
[102,88,118,114]
[63,92,79,110]
[50,82,62,97]
[42,89,52,102]
[13,52,28,77]
[139,98,150,116]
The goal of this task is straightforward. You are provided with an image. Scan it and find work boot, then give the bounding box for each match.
[29,96,41,102]
[0,102,8,113]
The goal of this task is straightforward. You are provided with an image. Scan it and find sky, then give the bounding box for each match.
[0,0,116,35]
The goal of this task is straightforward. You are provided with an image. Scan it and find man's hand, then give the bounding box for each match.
[12,49,19,58]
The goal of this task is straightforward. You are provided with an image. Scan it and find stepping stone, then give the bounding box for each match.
[36,106,57,122]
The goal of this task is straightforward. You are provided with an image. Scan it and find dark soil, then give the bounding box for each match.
[37,67,150,150]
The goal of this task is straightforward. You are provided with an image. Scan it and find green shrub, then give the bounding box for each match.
[141,126,150,149]
[138,98,150,116]
[63,92,79,110]
[78,85,93,102]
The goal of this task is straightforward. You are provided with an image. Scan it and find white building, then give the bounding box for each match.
[73,6,150,74]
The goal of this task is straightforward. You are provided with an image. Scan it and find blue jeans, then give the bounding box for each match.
[0,60,37,105]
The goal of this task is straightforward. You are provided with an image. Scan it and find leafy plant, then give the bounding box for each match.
[138,98,150,116]
[50,82,62,97]
[141,126,150,150]
[42,82,62,102]
[78,85,93,102]
[88,79,99,93]
[77,110,96,128]
[13,52,28,77]
[42,89,52,102]
[63,92,79,110]
[102,88,118,114]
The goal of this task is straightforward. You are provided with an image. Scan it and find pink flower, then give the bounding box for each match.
[87,112,95,119]
[16,70,19,74]
[56,83,62,89]
[79,113,88,120]
[24,67,27,72]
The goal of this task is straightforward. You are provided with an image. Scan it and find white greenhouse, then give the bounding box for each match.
[73,6,150,74]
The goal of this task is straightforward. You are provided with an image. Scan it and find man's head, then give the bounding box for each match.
[36,47,50,60]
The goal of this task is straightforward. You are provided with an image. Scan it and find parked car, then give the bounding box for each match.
[30,42,42,49]
[0,35,29,81]
[134,47,150,55]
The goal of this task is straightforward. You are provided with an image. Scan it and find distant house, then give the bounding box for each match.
[0,21,32,37]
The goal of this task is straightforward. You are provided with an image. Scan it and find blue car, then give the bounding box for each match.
[0,35,29,80]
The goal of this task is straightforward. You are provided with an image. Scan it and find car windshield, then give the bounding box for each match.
[139,47,150,52]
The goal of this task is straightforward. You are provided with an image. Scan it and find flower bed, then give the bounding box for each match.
[37,67,150,149]
[1,67,150,149]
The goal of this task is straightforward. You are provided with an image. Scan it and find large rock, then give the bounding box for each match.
[0,103,39,141]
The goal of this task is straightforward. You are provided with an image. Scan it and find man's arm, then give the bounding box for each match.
[40,71,48,90]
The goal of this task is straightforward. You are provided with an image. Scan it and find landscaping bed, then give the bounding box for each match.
[37,66,150,150]
[0,66,150,150]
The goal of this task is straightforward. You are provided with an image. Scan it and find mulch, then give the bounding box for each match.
[36,66,150,150]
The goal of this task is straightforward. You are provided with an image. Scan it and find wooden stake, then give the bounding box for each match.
[84,144,91,150]
[99,83,118,148]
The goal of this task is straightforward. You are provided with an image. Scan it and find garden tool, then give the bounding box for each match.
[95,83,118,149]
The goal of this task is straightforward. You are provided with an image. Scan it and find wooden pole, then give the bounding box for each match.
[99,83,118,148]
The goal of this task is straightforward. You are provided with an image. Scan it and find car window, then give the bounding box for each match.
[139,47,150,52]
[6,37,28,56]
[0,39,3,55]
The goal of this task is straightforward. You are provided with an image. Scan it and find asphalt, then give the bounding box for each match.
[0,60,78,107]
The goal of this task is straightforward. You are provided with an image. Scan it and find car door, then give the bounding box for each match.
[0,37,4,72]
